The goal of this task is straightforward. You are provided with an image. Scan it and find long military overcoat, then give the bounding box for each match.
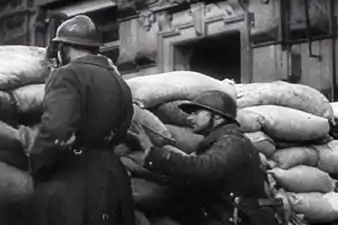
[25,55,134,225]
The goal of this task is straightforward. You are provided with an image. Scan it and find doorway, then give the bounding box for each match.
[174,31,241,82]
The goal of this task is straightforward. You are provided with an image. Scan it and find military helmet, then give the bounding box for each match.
[52,15,102,47]
[179,90,239,124]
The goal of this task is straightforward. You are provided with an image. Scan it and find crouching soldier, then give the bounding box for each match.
[131,90,286,225]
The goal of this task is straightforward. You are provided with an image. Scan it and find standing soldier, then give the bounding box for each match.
[25,15,134,225]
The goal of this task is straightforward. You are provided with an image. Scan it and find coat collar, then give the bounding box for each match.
[196,123,241,152]
[71,54,111,68]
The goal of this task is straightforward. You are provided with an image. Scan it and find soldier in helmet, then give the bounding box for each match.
[23,15,134,225]
[131,90,286,225]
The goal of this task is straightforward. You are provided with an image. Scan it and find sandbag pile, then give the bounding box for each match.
[122,76,338,224]
[0,46,49,126]
[236,81,338,224]
[0,46,49,166]
[0,45,48,201]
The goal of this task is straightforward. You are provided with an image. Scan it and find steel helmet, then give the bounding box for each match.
[179,90,239,124]
[52,15,102,47]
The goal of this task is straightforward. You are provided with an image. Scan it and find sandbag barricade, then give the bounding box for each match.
[269,166,336,193]
[271,146,318,170]
[233,82,338,224]
[287,192,338,223]
[12,84,45,114]
[242,105,330,142]
[244,131,276,157]
[236,81,334,123]
[0,46,49,90]
[126,71,236,108]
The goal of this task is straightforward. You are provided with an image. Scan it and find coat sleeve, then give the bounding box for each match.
[30,67,82,174]
[144,135,250,184]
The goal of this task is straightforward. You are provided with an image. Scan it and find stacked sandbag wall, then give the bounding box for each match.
[123,76,338,225]
[236,81,338,224]
[0,45,49,202]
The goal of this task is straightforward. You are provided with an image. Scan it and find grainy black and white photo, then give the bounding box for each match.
[0,0,337,225]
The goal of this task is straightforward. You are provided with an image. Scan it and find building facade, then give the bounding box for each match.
[0,0,337,100]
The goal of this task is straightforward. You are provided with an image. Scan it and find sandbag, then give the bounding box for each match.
[12,84,45,114]
[314,140,338,174]
[0,121,22,150]
[126,71,236,108]
[166,125,203,154]
[0,46,50,90]
[0,90,17,125]
[244,131,276,157]
[244,105,330,142]
[236,109,262,132]
[269,166,336,193]
[287,192,338,223]
[236,81,334,123]
[331,102,338,119]
[0,162,33,202]
[152,100,192,127]
[132,105,174,146]
[271,147,318,169]
[275,134,333,149]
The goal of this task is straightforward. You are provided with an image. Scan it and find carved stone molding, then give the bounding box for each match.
[157,11,173,32]
[138,10,156,31]
[189,2,205,36]
[157,0,252,82]
[119,12,158,73]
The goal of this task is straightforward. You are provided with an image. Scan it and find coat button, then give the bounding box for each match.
[102,213,109,221]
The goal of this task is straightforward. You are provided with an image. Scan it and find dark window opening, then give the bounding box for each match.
[176,31,241,82]
[86,7,119,43]
[100,48,119,64]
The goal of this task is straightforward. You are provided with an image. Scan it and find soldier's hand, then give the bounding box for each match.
[162,145,188,156]
[127,123,153,153]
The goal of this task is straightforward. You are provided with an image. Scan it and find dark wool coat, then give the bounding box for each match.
[144,123,268,225]
[25,55,134,225]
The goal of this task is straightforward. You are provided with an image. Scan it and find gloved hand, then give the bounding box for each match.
[127,123,154,156]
